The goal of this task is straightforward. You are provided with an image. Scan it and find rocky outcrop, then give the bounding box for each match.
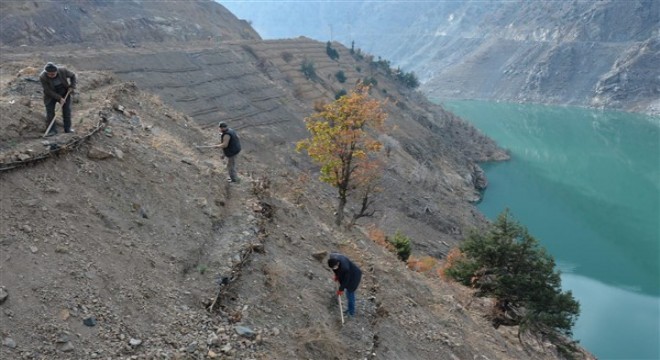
[592,38,660,113]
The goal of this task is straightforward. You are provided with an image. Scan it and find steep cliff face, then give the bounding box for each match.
[223,0,659,114]
[0,0,260,47]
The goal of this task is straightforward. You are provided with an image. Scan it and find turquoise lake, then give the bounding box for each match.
[441,100,660,360]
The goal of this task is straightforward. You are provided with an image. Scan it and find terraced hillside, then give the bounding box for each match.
[1,37,511,254]
[224,0,660,114]
[1,1,593,359]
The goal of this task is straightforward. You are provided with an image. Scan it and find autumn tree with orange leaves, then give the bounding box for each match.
[297,84,387,226]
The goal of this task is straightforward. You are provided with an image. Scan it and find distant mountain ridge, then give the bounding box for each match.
[222,0,660,114]
[0,0,260,47]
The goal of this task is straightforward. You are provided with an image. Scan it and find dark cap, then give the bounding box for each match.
[44,62,57,73]
[328,258,339,268]
[218,122,228,128]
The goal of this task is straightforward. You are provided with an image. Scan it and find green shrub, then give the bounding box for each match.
[389,230,411,261]
[371,57,392,76]
[352,48,364,61]
[362,76,377,87]
[326,41,339,60]
[396,70,420,89]
[445,210,580,352]
[301,58,316,80]
[334,89,347,99]
[335,70,346,83]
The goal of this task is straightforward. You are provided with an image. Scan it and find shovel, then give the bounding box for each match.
[43,89,72,137]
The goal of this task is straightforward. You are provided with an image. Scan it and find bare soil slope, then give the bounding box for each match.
[0,50,591,360]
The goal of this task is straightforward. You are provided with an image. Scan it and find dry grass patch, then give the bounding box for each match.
[294,326,343,359]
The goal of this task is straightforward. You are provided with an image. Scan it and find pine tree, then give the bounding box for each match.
[444,210,580,351]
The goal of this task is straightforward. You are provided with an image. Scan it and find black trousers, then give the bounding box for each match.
[45,94,72,132]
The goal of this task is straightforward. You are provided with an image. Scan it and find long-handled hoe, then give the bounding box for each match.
[43,89,72,138]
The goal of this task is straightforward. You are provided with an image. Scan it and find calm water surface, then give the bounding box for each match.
[441,100,660,360]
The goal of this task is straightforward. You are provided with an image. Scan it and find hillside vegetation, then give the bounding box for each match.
[223,0,660,115]
[1,1,593,359]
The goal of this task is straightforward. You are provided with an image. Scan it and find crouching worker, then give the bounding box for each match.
[328,252,362,317]
[40,62,77,136]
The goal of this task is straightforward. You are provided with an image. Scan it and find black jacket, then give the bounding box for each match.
[39,67,77,102]
[221,128,241,157]
[330,253,362,292]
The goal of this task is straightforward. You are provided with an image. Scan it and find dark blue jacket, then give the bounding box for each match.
[330,253,362,292]
[221,128,241,157]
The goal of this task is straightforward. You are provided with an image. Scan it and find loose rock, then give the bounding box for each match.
[234,325,255,340]
[83,316,97,326]
[2,337,16,348]
[129,338,142,347]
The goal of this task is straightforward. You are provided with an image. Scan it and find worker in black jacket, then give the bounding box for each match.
[217,122,241,183]
[328,252,362,317]
[40,62,76,135]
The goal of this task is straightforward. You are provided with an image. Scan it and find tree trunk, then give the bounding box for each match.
[335,195,346,226]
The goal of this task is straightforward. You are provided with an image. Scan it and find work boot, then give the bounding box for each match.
[46,128,58,137]
[65,128,75,134]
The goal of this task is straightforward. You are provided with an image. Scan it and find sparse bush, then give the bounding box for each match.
[407,256,437,272]
[355,66,362,73]
[196,264,208,274]
[301,58,316,80]
[389,230,412,261]
[362,76,377,87]
[241,44,258,60]
[438,248,463,281]
[256,57,269,72]
[326,41,339,60]
[352,48,364,61]
[367,226,395,251]
[313,100,326,112]
[334,89,347,99]
[293,85,304,99]
[378,134,399,158]
[371,57,392,76]
[335,70,346,83]
[281,51,293,63]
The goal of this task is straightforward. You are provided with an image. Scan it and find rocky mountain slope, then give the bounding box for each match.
[1,1,592,359]
[223,0,660,115]
[0,0,259,47]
